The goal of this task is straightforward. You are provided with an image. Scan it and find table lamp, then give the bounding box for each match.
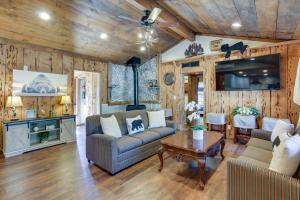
[6,96,23,121]
[61,95,71,115]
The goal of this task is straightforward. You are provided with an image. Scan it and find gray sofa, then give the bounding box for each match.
[86,110,176,175]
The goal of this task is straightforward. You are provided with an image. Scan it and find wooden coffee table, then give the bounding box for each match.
[158,130,225,189]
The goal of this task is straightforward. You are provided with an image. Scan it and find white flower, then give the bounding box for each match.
[185,101,197,112]
[187,112,200,122]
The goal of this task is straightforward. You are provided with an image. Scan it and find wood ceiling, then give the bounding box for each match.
[0,0,299,63]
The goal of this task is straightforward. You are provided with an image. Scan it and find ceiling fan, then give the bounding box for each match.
[118,8,162,27]
[118,8,177,48]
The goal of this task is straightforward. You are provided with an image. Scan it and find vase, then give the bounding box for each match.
[193,129,203,140]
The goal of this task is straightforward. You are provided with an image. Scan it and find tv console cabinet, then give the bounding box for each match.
[2,115,76,157]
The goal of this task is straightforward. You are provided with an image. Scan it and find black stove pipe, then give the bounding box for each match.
[126,57,146,111]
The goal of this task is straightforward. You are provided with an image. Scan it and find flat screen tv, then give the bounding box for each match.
[215,54,280,91]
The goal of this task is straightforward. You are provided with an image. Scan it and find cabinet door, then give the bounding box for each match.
[61,118,76,142]
[4,124,29,156]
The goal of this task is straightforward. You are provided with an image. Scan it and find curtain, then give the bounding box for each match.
[294,59,300,129]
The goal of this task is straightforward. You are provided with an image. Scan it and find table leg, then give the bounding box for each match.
[220,140,225,160]
[158,147,165,172]
[197,158,206,190]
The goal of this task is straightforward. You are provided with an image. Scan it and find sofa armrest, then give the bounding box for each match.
[227,159,300,200]
[166,120,176,130]
[86,134,118,174]
[251,129,271,141]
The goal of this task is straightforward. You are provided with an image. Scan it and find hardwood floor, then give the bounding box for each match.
[0,126,245,200]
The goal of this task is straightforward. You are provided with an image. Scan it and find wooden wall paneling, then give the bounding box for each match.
[63,55,74,115]
[187,75,199,102]
[270,45,288,118]
[4,45,19,120]
[160,42,300,129]
[23,48,37,71]
[73,57,84,71]
[37,51,53,117]
[83,59,90,71]
[0,44,6,148]
[94,61,108,104]
[287,44,300,124]
[261,90,271,117]
[52,53,63,116]
[22,48,38,119]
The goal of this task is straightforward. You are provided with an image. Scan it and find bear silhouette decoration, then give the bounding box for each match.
[131,119,143,131]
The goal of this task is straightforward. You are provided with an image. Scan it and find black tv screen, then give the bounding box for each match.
[215,54,280,91]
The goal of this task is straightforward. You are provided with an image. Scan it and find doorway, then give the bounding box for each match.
[184,73,204,124]
[74,70,101,126]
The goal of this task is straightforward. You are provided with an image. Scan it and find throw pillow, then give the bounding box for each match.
[270,120,294,142]
[272,132,291,154]
[126,115,144,135]
[100,115,122,138]
[269,133,300,176]
[148,110,166,128]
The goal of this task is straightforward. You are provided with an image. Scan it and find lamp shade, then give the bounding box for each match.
[60,95,71,105]
[6,96,23,108]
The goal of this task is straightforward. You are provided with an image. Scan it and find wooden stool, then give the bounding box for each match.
[207,123,227,139]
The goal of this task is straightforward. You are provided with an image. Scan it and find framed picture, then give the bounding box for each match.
[13,69,68,96]
[25,109,36,119]
[210,39,222,52]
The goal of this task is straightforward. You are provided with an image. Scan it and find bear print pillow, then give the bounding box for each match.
[126,115,145,135]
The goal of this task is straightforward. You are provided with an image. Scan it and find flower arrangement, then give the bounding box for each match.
[232,106,259,117]
[185,101,207,131]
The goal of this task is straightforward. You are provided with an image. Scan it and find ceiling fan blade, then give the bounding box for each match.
[148,7,162,23]
[157,21,179,28]
[118,15,140,23]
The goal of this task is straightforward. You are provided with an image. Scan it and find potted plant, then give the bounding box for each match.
[185,101,207,140]
[232,106,259,117]
[38,131,49,143]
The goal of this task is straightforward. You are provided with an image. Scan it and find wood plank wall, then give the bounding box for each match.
[0,40,108,148]
[159,42,300,131]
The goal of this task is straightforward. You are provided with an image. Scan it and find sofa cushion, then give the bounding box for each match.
[117,136,143,154]
[101,112,127,135]
[125,110,149,129]
[100,115,122,138]
[130,131,161,144]
[149,127,174,138]
[269,134,300,176]
[148,110,166,128]
[247,138,273,151]
[237,156,269,169]
[241,146,273,164]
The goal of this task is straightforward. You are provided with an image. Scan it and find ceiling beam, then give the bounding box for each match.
[200,33,287,43]
[128,0,195,41]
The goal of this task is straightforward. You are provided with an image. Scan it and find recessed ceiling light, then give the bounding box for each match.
[264,73,268,76]
[140,46,146,52]
[38,11,51,21]
[263,69,268,73]
[100,33,108,39]
[250,58,255,61]
[239,71,243,74]
[138,33,143,39]
[232,22,242,28]
[150,29,154,34]
[243,74,247,77]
